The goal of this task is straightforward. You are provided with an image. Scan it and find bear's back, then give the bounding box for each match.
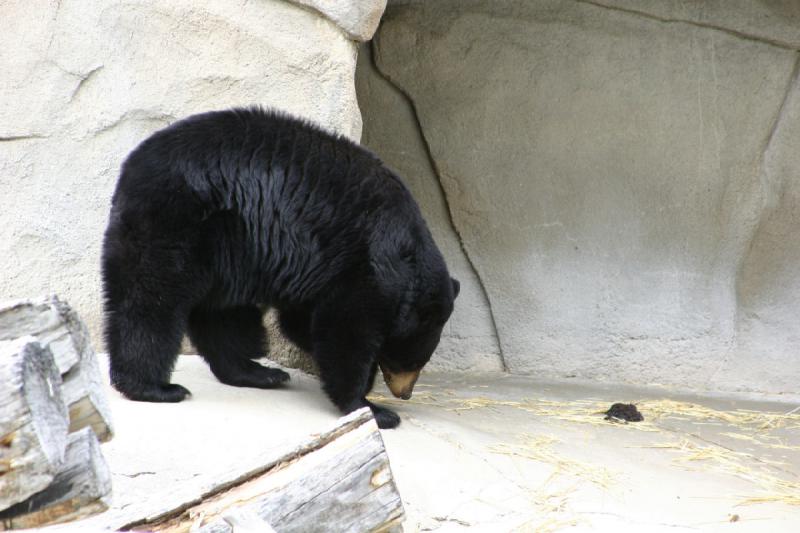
[109,107,429,305]
[119,107,383,206]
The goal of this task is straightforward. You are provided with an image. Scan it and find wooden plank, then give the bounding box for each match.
[0,297,113,442]
[0,427,111,530]
[0,337,69,511]
[118,408,404,533]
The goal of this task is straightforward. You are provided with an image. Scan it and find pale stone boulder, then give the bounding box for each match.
[0,0,385,366]
[290,0,387,41]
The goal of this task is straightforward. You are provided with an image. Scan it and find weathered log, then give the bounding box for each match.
[197,509,278,533]
[0,337,68,511]
[122,408,404,533]
[0,297,113,442]
[60,352,113,443]
[0,427,111,530]
[0,299,81,373]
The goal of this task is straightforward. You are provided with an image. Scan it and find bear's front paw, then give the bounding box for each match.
[366,400,401,429]
[255,366,291,387]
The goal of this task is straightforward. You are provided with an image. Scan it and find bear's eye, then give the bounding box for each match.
[420,299,453,327]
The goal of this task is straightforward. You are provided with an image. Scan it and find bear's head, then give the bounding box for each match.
[379,275,460,399]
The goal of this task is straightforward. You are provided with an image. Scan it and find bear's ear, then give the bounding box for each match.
[451,277,461,299]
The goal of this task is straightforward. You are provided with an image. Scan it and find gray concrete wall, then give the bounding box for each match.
[356,0,800,393]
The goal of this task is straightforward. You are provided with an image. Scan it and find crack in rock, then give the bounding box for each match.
[0,134,48,142]
[70,65,104,102]
[93,110,176,137]
[117,471,156,478]
[368,39,509,372]
[574,0,798,51]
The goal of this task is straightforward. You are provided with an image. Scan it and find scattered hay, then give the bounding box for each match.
[636,400,800,432]
[720,432,800,451]
[370,388,800,507]
[369,392,660,431]
[501,464,587,532]
[720,431,761,443]
[740,493,800,506]
[634,439,800,506]
[489,434,614,489]
[370,392,800,441]
[506,400,661,432]
[450,397,530,411]
[367,390,442,407]
[514,516,580,533]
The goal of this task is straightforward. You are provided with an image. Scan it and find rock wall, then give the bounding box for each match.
[0,0,385,364]
[356,47,504,373]
[5,0,798,394]
[357,0,800,393]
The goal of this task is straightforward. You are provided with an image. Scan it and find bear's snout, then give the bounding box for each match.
[379,365,420,400]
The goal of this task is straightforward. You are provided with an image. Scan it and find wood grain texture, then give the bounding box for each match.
[0,300,80,373]
[0,297,113,442]
[0,427,111,530]
[0,337,68,511]
[121,408,404,533]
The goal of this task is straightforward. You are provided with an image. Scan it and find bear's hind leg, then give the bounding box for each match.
[278,307,313,352]
[187,306,290,389]
[105,301,191,403]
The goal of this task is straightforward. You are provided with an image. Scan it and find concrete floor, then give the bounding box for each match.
[71,356,800,532]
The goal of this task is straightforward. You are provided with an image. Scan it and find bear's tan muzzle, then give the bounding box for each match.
[379,364,420,400]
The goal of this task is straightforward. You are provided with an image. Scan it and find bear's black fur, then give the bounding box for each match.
[101,107,459,429]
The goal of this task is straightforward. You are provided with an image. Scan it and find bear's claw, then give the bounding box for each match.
[366,401,401,429]
[116,382,192,403]
[210,359,291,389]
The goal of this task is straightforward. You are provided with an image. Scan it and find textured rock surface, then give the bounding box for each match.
[0,0,378,366]
[356,46,503,372]
[290,0,387,41]
[366,0,800,392]
[586,0,800,49]
[731,68,800,393]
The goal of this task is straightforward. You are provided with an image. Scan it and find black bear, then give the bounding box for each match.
[101,107,459,429]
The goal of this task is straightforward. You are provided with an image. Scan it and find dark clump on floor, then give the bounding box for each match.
[604,403,643,422]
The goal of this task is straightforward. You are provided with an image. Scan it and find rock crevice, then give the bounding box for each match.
[572,0,800,51]
[368,40,508,372]
[362,0,800,392]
